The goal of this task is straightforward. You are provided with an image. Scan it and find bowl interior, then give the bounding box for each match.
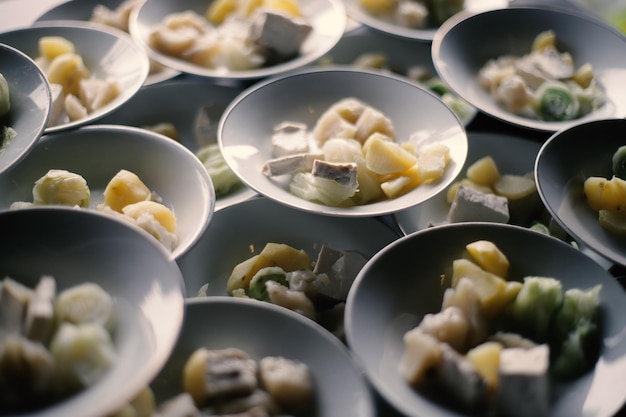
[177,196,400,296]
[97,78,257,211]
[149,296,376,417]
[432,7,626,132]
[0,207,185,417]
[218,67,468,217]
[345,222,626,417]
[0,125,215,259]
[130,0,347,80]
[395,132,542,233]
[535,118,626,266]
[0,21,150,133]
[0,43,51,175]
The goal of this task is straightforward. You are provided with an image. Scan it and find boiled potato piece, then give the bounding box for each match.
[599,209,626,234]
[466,341,502,393]
[600,175,626,212]
[398,328,443,386]
[45,52,90,97]
[102,169,152,212]
[206,0,238,24]
[39,36,75,60]
[416,143,450,183]
[122,200,177,233]
[466,156,501,187]
[584,176,608,212]
[465,240,510,279]
[359,0,397,14]
[226,243,312,293]
[452,258,508,318]
[354,106,396,144]
[493,174,536,200]
[364,134,417,175]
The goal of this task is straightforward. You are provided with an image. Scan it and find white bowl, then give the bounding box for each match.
[345,221,626,417]
[0,206,185,417]
[394,131,542,233]
[0,124,215,259]
[343,0,509,41]
[535,118,626,267]
[0,43,51,175]
[432,6,626,132]
[319,27,477,126]
[97,78,257,211]
[33,0,180,85]
[129,0,347,81]
[177,195,400,296]
[0,20,150,133]
[218,66,468,217]
[150,296,376,416]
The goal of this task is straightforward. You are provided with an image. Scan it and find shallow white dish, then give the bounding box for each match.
[319,27,477,126]
[345,221,626,417]
[0,206,185,417]
[535,118,626,267]
[432,6,626,132]
[395,132,542,233]
[33,0,180,85]
[218,66,468,217]
[0,20,150,133]
[0,43,51,175]
[343,0,508,41]
[177,195,400,296]
[129,0,347,81]
[0,124,215,259]
[97,78,257,211]
[150,296,376,416]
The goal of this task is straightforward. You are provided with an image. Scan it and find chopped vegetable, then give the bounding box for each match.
[32,169,91,208]
[195,143,242,197]
[533,80,580,121]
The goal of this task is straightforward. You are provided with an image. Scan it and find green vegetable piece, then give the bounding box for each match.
[552,285,602,344]
[551,319,601,379]
[247,266,288,301]
[0,73,9,117]
[510,276,563,342]
[195,143,242,197]
[612,145,626,180]
[534,80,580,121]
[529,222,550,235]
[32,169,91,208]
[425,77,449,97]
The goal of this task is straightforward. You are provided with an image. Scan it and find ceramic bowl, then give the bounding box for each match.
[33,0,180,85]
[177,195,400,296]
[535,118,626,267]
[343,0,508,41]
[129,0,347,80]
[318,27,477,126]
[345,221,626,417]
[149,296,376,416]
[97,78,257,211]
[218,66,468,217]
[0,124,215,259]
[432,6,626,132]
[394,131,542,233]
[0,43,51,175]
[566,0,626,34]
[0,20,150,133]
[0,206,185,417]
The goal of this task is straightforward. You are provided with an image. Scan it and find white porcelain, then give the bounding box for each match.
[0,124,215,259]
[129,0,347,80]
[97,78,257,211]
[33,0,180,85]
[150,296,376,416]
[218,66,468,217]
[345,221,626,417]
[432,6,626,132]
[319,26,477,126]
[535,118,626,267]
[343,0,508,41]
[177,195,400,296]
[0,43,51,175]
[0,20,150,133]
[394,132,542,233]
[0,206,185,417]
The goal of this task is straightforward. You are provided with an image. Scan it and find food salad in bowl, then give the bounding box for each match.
[432,6,626,132]
[0,20,149,133]
[129,0,347,80]
[218,66,468,217]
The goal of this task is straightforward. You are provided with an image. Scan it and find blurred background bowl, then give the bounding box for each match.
[345,221,626,417]
[0,124,215,259]
[0,206,185,417]
[0,20,150,133]
[150,296,377,417]
[0,43,51,175]
[432,6,626,132]
[218,66,468,217]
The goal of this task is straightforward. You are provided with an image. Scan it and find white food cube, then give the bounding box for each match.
[448,185,510,224]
